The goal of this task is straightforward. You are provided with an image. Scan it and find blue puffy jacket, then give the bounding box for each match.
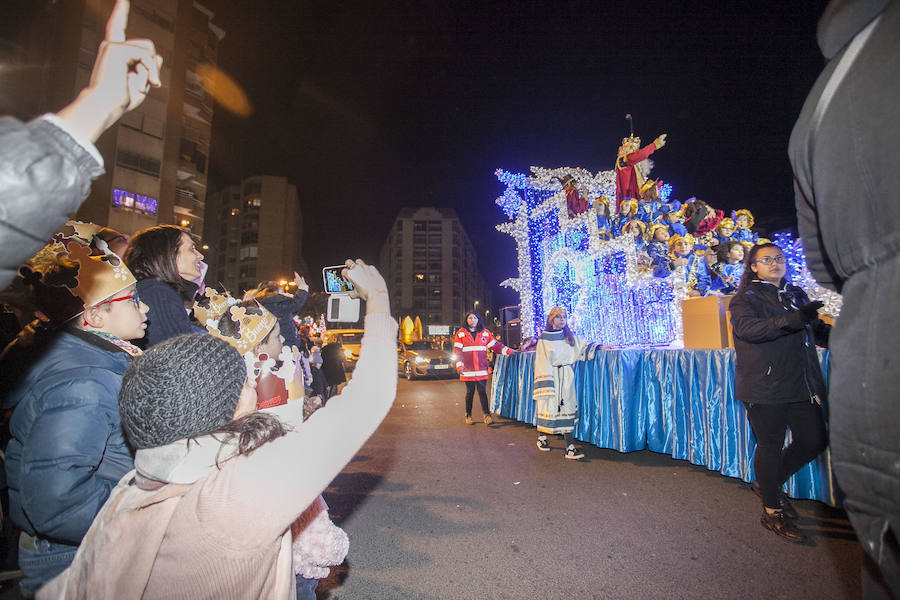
[5,329,134,544]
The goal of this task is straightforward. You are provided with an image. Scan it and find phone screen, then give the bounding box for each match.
[323,266,354,293]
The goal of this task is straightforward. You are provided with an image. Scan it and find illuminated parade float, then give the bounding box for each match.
[490,158,843,504]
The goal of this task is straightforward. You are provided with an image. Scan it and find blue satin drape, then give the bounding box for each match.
[490,349,836,505]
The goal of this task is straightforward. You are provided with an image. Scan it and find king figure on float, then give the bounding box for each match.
[615,114,667,211]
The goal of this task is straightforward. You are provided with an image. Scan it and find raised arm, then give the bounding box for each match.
[218,261,398,541]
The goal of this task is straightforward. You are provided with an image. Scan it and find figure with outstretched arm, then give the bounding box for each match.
[615,132,666,211]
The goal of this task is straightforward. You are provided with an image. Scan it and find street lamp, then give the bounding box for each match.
[474,300,479,312]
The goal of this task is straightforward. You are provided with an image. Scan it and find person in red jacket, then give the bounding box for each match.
[615,133,667,211]
[454,311,515,425]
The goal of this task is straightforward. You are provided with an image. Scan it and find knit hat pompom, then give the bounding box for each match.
[119,334,246,449]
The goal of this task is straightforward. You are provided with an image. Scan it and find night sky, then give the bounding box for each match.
[203,0,831,305]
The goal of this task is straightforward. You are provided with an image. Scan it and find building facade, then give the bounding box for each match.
[204,176,304,295]
[379,207,491,331]
[1,0,223,238]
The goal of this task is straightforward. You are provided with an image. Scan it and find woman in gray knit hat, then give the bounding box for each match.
[37,260,398,600]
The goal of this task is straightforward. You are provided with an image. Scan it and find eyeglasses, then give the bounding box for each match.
[753,255,786,266]
[94,293,141,309]
[82,293,141,326]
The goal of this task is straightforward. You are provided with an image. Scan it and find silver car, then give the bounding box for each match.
[397,340,458,380]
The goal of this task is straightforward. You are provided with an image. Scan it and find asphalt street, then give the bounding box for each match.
[317,377,862,600]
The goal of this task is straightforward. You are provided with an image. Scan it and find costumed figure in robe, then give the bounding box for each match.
[731,209,759,247]
[593,196,613,240]
[558,174,590,219]
[647,222,671,271]
[613,199,639,238]
[533,307,597,460]
[710,240,745,294]
[615,130,667,211]
[654,234,711,296]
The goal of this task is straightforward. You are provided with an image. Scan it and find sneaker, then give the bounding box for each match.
[536,437,550,451]
[564,445,584,460]
[760,510,806,543]
[751,481,798,520]
[483,414,493,425]
[465,415,473,425]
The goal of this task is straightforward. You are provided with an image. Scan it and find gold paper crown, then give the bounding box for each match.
[667,233,695,251]
[717,218,734,229]
[649,222,669,236]
[620,198,638,215]
[593,195,611,207]
[733,209,755,228]
[193,288,238,329]
[22,221,136,322]
[755,237,771,245]
[208,301,278,356]
[623,219,646,235]
[639,179,657,195]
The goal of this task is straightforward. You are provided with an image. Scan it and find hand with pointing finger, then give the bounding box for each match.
[57,0,163,142]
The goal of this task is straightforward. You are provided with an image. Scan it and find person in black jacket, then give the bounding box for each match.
[789,1,900,593]
[729,243,830,543]
[124,225,206,347]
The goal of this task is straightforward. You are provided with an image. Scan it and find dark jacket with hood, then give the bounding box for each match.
[5,329,135,547]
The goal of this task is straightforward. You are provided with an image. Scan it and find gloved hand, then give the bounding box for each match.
[798,300,824,322]
[654,133,667,148]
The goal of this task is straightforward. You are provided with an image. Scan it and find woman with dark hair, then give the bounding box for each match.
[39,260,397,598]
[532,306,597,460]
[729,243,830,543]
[453,310,514,425]
[124,225,206,347]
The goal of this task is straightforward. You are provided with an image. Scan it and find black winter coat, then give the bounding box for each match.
[256,290,309,351]
[730,279,830,404]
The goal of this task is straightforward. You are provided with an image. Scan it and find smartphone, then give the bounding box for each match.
[322,265,354,294]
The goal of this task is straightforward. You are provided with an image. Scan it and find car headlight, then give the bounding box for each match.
[343,349,353,359]
[415,356,427,364]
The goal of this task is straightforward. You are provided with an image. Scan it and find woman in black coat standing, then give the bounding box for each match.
[730,243,830,543]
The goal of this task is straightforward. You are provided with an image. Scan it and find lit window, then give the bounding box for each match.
[230,208,239,216]
[415,273,424,280]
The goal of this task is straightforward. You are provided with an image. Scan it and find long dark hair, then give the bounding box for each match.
[124,225,186,290]
[462,311,484,332]
[736,242,781,293]
[207,412,288,466]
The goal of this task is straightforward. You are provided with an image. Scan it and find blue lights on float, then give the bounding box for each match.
[495,166,686,347]
[494,165,843,348]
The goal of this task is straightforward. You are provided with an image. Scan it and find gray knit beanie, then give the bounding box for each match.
[119,333,246,449]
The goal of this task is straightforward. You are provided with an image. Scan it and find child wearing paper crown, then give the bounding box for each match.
[731,209,758,245]
[655,234,711,296]
[5,221,148,596]
[209,299,346,599]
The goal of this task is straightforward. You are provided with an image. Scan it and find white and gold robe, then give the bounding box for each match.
[533,330,594,434]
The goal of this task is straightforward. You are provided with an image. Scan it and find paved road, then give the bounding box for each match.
[317,377,861,600]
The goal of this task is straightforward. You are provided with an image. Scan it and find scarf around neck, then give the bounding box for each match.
[134,434,241,485]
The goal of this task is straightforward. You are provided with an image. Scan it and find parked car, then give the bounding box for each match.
[321,329,364,370]
[398,340,457,380]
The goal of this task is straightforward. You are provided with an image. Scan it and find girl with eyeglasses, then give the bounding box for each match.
[729,242,831,543]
